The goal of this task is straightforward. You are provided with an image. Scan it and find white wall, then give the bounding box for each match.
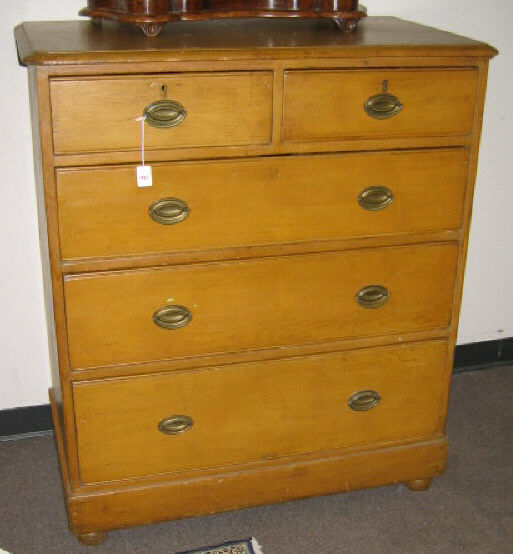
[369,1,513,344]
[0,1,511,410]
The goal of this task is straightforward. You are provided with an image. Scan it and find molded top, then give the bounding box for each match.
[15,16,497,66]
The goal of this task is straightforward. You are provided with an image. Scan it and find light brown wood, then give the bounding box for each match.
[17,14,496,543]
[56,149,468,261]
[50,72,273,155]
[284,68,478,142]
[60,229,462,275]
[438,59,493,435]
[68,329,448,381]
[63,416,448,533]
[52,134,475,168]
[15,18,497,66]
[29,68,83,490]
[74,340,447,483]
[28,68,62,406]
[64,244,458,368]
[43,55,489,170]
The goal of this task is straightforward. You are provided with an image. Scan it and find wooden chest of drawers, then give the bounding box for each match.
[16,16,496,545]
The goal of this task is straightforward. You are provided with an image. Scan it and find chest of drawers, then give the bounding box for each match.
[15,16,496,545]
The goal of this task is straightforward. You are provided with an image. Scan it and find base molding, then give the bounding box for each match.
[62,413,446,535]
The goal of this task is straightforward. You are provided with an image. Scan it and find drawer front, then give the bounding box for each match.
[74,340,447,483]
[57,149,468,260]
[50,72,273,154]
[65,245,457,368]
[283,69,477,142]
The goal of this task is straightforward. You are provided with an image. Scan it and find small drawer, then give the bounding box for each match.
[283,68,478,142]
[50,71,273,155]
[56,149,468,261]
[73,340,447,483]
[64,244,457,368]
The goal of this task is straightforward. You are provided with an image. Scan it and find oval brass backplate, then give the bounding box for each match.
[348,390,381,411]
[355,285,390,309]
[149,197,190,225]
[143,100,187,129]
[158,415,193,435]
[358,186,394,211]
[364,93,403,120]
[153,304,192,330]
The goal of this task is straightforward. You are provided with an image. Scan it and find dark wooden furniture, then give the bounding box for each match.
[15,17,496,546]
[80,0,367,35]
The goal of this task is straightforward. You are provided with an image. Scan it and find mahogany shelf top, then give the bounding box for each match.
[15,16,497,66]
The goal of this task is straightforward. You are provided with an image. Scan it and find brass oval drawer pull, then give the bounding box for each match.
[143,100,187,129]
[358,186,394,211]
[364,93,403,120]
[348,390,381,412]
[158,415,193,435]
[355,285,389,309]
[149,198,190,225]
[153,305,192,330]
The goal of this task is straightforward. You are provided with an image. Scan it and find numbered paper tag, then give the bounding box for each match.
[136,165,153,188]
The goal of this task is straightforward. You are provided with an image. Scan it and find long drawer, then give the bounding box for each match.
[283,68,478,142]
[73,340,448,483]
[64,244,458,368]
[50,72,273,154]
[56,149,468,260]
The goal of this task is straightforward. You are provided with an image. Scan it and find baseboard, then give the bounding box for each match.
[452,337,513,372]
[0,403,53,438]
[1,337,512,438]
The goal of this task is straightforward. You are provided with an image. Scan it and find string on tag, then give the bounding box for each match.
[135,115,147,165]
[135,115,153,188]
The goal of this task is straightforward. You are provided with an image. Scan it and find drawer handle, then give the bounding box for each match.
[348,390,381,412]
[153,305,192,330]
[158,415,193,435]
[358,186,394,211]
[149,198,190,225]
[143,100,187,129]
[355,285,389,309]
[364,93,403,120]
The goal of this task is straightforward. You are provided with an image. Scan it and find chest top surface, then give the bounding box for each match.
[15,16,497,66]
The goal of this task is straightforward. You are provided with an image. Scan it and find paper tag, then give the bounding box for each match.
[136,165,153,188]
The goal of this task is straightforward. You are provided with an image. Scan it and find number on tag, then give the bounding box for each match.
[136,165,153,188]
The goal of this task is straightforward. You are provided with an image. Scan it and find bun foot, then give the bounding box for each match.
[333,17,359,33]
[76,531,107,546]
[405,478,432,492]
[139,22,164,37]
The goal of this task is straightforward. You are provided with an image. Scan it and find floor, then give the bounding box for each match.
[1,366,512,554]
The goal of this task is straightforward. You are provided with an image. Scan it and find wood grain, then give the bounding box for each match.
[60,230,462,275]
[50,72,273,154]
[73,340,447,483]
[68,329,449,381]
[437,59,493,435]
[66,434,447,533]
[29,68,83,489]
[284,68,478,141]
[15,18,497,67]
[17,14,496,541]
[56,149,469,260]
[64,244,458,368]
